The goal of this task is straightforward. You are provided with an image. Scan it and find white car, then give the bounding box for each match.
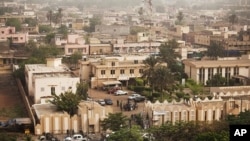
[114,90,128,95]
[128,94,142,100]
[64,134,89,141]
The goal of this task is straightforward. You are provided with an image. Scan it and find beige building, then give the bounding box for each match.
[145,87,250,126]
[79,57,146,88]
[183,55,250,85]
[89,44,112,55]
[33,101,113,135]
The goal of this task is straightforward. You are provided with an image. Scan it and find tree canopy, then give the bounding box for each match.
[107,126,144,141]
[207,41,225,59]
[50,91,82,117]
[6,18,21,31]
[206,74,226,87]
[101,112,128,131]
[83,16,102,33]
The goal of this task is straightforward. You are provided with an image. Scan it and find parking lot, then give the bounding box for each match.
[88,88,146,117]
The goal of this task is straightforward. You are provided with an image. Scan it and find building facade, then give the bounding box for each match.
[25,58,80,104]
[33,101,113,135]
[183,55,250,85]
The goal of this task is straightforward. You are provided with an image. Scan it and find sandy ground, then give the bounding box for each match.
[0,72,27,120]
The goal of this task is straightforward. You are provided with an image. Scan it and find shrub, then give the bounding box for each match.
[133,86,145,93]
[176,92,185,99]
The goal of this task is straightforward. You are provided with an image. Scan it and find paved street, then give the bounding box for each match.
[88,88,147,117]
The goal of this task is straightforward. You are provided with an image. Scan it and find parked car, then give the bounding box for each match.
[97,99,106,106]
[134,96,146,102]
[107,87,121,94]
[64,134,89,141]
[114,90,128,96]
[104,98,113,105]
[128,94,142,100]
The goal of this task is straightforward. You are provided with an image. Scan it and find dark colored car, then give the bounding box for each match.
[134,96,146,102]
[104,98,113,105]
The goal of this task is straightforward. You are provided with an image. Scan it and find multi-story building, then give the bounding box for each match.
[113,40,161,54]
[79,55,147,88]
[183,55,250,85]
[0,26,29,44]
[25,58,80,104]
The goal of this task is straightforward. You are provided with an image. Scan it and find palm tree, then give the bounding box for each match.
[142,55,159,90]
[56,8,63,27]
[46,10,53,26]
[229,14,238,30]
[177,11,184,25]
[159,40,181,72]
[152,66,174,100]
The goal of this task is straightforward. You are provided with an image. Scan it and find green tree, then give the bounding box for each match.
[39,25,53,33]
[206,74,226,86]
[108,126,143,141]
[76,81,88,100]
[186,79,203,95]
[6,18,21,31]
[46,10,53,26]
[101,113,128,131]
[57,8,63,26]
[69,51,82,68]
[159,39,181,73]
[130,26,145,35]
[207,41,224,59]
[45,32,55,44]
[152,66,174,99]
[195,131,229,141]
[23,18,37,27]
[142,55,159,90]
[83,16,102,32]
[176,11,184,25]
[229,14,238,30]
[227,110,250,125]
[58,25,68,38]
[0,133,17,141]
[50,91,82,117]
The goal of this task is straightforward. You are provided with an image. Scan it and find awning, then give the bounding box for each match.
[102,81,121,86]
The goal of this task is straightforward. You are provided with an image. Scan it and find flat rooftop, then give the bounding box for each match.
[25,64,70,72]
[184,59,250,68]
[33,72,77,79]
[32,104,64,119]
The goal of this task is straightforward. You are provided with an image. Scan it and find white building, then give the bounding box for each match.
[25,58,80,104]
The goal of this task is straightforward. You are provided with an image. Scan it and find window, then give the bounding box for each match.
[51,87,55,94]
[68,49,73,53]
[199,68,205,84]
[120,69,125,74]
[1,31,4,34]
[78,49,83,53]
[217,67,222,75]
[139,69,143,74]
[225,67,231,80]
[111,62,115,66]
[111,70,115,75]
[130,69,134,74]
[208,68,214,80]
[68,86,72,89]
[41,87,44,92]
[20,37,23,40]
[182,111,187,121]
[101,70,105,75]
[233,67,239,76]
[190,110,195,121]
[174,111,179,122]
[166,111,171,121]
